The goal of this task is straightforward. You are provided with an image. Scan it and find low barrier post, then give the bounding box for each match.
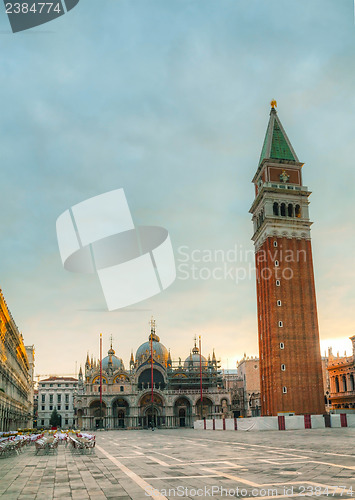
[340,414,348,428]
[278,415,285,431]
[304,414,312,429]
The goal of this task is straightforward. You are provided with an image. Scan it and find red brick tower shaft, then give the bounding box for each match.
[250,103,325,416]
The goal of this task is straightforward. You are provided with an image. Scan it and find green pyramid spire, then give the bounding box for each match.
[259,104,298,166]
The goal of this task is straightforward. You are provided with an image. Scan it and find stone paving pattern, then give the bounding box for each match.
[0,428,354,499]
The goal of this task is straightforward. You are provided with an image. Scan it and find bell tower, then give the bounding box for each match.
[250,101,324,416]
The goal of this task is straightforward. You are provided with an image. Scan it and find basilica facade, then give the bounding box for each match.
[74,320,231,429]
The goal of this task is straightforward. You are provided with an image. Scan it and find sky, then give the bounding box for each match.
[0,0,354,378]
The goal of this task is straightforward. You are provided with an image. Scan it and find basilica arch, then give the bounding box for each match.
[139,392,165,428]
[137,367,166,390]
[174,396,192,428]
[112,397,130,429]
[113,373,131,384]
[89,399,107,429]
[195,397,213,419]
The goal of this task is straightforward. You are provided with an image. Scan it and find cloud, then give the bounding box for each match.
[0,0,353,374]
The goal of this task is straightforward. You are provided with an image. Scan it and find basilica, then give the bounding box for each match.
[74,320,231,429]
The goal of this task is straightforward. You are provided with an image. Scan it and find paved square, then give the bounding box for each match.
[0,428,354,499]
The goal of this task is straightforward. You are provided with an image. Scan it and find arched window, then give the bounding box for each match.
[93,377,107,385]
[280,203,286,217]
[342,375,347,392]
[257,211,264,229]
[295,205,301,218]
[288,204,294,217]
[350,374,355,392]
[335,376,339,393]
[273,202,279,216]
[138,368,166,390]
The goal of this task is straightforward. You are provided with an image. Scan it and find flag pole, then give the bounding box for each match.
[199,335,203,420]
[150,319,154,429]
[100,333,103,428]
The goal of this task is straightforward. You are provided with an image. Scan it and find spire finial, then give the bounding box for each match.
[150,316,156,335]
[270,99,277,109]
[192,336,199,354]
[149,316,160,342]
[108,334,115,356]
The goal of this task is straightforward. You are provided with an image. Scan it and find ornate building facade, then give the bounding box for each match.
[74,320,231,429]
[249,102,324,416]
[0,289,33,431]
[231,355,261,418]
[37,376,78,428]
[327,337,355,411]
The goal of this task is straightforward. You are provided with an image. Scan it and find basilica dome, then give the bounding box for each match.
[184,343,208,369]
[102,346,125,371]
[136,332,169,367]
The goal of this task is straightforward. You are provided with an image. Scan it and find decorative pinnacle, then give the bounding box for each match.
[270,99,277,109]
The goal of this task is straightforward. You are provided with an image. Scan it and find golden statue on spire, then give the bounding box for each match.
[270,99,277,109]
